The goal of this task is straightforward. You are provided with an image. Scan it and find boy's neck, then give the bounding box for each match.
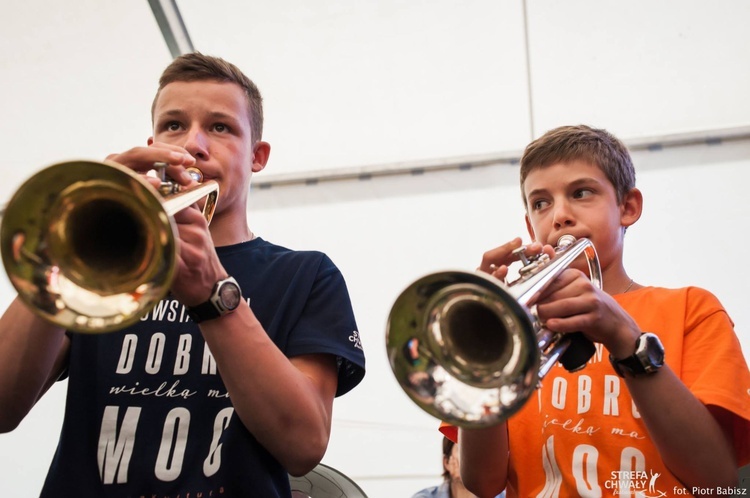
[601,263,635,295]
[209,211,253,247]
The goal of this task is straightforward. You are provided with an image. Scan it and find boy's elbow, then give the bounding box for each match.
[286,459,320,478]
[0,394,38,433]
[282,431,328,477]
[466,483,507,498]
[0,423,15,434]
[0,411,23,433]
[464,473,507,498]
[284,447,326,477]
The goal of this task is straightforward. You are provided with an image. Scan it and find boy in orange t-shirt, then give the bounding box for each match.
[448,125,750,497]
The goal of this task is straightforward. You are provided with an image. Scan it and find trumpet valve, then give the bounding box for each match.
[512,245,531,266]
[150,162,178,196]
[518,253,551,277]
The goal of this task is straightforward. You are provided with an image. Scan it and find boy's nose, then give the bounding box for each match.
[183,127,209,160]
[552,202,576,229]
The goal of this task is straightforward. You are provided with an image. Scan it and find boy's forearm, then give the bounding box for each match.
[0,297,67,432]
[459,423,509,497]
[625,365,738,488]
[199,302,337,476]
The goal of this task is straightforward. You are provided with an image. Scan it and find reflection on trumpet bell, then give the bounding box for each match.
[385,237,602,428]
[0,159,219,334]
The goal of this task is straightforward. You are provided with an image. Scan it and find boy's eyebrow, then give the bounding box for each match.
[526,176,601,199]
[155,109,240,122]
[153,109,187,124]
[155,108,185,119]
[525,177,603,199]
[206,111,241,122]
[525,187,549,199]
[568,177,603,188]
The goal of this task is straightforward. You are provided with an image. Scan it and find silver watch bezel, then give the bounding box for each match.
[633,332,665,373]
[209,276,242,314]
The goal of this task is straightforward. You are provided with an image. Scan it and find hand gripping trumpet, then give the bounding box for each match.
[0,159,218,333]
[385,235,602,428]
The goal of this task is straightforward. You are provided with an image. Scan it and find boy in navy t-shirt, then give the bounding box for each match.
[0,53,365,497]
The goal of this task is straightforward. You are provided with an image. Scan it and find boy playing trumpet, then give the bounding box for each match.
[444,125,750,497]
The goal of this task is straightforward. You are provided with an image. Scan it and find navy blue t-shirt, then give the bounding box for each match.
[40,238,366,497]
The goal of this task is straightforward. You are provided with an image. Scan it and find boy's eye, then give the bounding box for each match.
[573,188,594,199]
[165,121,181,131]
[531,199,549,210]
[213,123,229,133]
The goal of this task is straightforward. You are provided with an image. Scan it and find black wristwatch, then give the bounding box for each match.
[186,276,242,323]
[609,332,665,377]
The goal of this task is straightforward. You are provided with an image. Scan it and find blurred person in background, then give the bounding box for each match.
[412,436,505,498]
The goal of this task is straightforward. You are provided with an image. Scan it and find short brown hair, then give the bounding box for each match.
[151,52,264,144]
[520,125,635,207]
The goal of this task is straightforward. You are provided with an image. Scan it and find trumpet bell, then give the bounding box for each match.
[387,271,540,428]
[1,160,186,333]
[385,237,602,428]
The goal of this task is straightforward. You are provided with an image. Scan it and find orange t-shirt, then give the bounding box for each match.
[441,286,750,497]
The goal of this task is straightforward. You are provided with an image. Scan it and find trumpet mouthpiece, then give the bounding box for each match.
[186,167,204,183]
[557,234,576,248]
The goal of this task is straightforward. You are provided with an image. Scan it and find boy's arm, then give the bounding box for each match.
[623,366,738,487]
[0,297,69,432]
[459,424,509,498]
[538,271,739,488]
[199,302,338,477]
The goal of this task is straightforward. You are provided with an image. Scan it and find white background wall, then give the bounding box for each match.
[1,1,749,496]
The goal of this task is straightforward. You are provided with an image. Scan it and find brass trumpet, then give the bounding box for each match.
[0,159,218,333]
[385,236,601,428]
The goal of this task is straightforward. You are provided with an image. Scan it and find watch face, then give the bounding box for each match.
[637,333,665,371]
[217,281,242,311]
[647,341,665,365]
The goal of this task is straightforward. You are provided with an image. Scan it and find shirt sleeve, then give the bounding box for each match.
[284,254,366,397]
[680,287,750,465]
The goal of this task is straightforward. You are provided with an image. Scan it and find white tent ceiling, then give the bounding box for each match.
[3,0,749,197]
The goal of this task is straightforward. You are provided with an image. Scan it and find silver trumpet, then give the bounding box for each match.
[0,159,219,334]
[385,235,602,428]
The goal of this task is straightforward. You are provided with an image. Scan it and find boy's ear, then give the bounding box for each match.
[620,187,643,229]
[251,141,271,173]
[525,213,537,241]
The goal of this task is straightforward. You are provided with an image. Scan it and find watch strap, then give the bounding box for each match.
[610,353,647,377]
[186,300,222,323]
[609,332,664,378]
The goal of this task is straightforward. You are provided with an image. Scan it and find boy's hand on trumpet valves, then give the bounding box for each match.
[105,142,197,190]
[478,237,555,282]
